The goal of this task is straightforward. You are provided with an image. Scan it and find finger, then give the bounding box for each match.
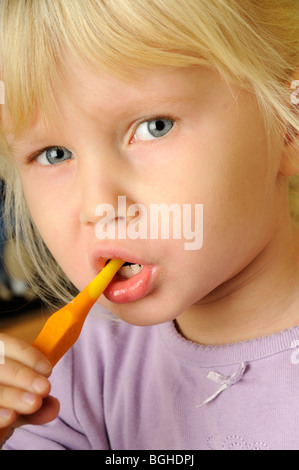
[0,357,50,396]
[0,334,52,376]
[0,384,43,415]
[0,407,17,429]
[16,396,60,427]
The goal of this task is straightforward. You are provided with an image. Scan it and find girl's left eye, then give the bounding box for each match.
[132,118,174,142]
[36,146,73,165]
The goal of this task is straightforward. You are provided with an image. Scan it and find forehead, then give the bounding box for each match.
[5,59,221,147]
[56,57,215,114]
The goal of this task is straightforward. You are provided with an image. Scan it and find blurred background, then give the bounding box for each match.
[0,181,49,343]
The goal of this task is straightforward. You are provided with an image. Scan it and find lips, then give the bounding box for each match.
[90,246,160,304]
[104,264,159,303]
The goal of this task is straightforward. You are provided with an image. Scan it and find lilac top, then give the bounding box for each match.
[5,305,299,450]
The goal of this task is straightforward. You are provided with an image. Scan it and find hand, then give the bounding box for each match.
[0,333,60,444]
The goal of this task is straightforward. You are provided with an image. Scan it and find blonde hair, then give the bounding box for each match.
[0,0,299,306]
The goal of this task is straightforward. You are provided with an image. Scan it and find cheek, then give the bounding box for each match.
[19,174,92,291]
[20,176,73,252]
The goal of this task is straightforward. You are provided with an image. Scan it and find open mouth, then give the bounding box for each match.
[103,259,158,304]
[104,259,144,279]
[118,262,144,279]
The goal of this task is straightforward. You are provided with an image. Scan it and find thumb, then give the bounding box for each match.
[15,396,60,427]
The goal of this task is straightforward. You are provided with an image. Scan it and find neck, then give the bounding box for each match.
[176,222,299,345]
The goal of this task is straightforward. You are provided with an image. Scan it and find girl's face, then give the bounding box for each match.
[9,59,287,326]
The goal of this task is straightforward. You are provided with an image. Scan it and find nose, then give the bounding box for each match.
[78,150,134,228]
[78,151,120,225]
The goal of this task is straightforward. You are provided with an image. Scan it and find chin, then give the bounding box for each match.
[99,293,187,328]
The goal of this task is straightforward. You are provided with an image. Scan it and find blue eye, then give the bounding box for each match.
[134,118,174,141]
[37,146,73,165]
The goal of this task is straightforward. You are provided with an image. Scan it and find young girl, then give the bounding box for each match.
[1,0,299,450]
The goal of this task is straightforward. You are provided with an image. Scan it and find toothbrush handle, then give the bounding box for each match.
[33,259,124,366]
[0,259,124,446]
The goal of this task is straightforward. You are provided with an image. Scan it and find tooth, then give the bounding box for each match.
[131,264,142,275]
[119,263,143,279]
[120,265,134,279]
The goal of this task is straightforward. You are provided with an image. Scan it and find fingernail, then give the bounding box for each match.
[35,360,52,375]
[32,377,49,394]
[0,408,12,420]
[21,392,36,405]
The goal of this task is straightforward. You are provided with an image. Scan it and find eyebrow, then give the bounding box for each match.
[8,90,194,153]
[9,136,48,153]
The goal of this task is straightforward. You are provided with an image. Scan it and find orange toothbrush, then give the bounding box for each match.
[0,259,124,443]
[33,258,124,366]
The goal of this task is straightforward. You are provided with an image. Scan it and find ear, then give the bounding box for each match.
[279,74,299,176]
